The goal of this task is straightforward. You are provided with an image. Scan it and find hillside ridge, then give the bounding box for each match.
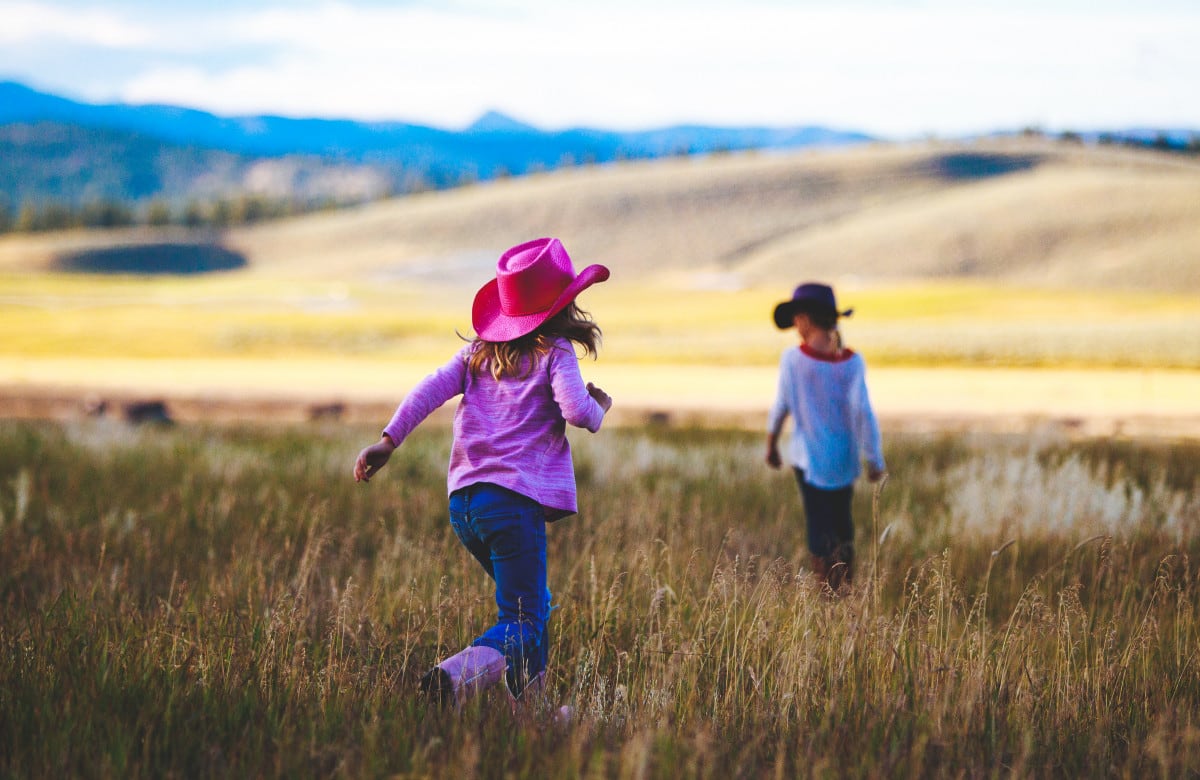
[2,139,1197,292]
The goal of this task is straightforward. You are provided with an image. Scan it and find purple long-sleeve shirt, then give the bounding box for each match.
[383,338,606,520]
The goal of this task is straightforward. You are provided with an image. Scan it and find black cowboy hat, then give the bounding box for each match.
[772,283,854,329]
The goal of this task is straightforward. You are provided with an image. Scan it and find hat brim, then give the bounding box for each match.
[472,263,610,342]
[773,300,852,329]
[773,300,800,329]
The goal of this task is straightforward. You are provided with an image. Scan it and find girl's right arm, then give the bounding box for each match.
[354,434,396,482]
[354,348,468,482]
[766,351,792,468]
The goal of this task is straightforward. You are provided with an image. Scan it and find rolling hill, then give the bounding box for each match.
[217,139,1200,292]
[6,137,1194,292]
[2,137,1199,430]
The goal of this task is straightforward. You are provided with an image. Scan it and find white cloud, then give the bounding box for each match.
[5,0,1198,135]
[0,0,153,46]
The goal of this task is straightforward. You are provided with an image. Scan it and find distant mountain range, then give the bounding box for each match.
[0,80,875,215]
[3,80,1193,225]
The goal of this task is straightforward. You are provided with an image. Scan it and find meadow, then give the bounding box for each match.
[5,273,1200,370]
[3,139,1199,424]
[2,138,1199,777]
[1,419,1198,778]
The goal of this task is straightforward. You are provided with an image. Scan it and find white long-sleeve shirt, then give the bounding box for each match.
[767,344,885,489]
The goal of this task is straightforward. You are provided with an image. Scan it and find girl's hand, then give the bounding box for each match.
[586,382,613,413]
[868,466,886,483]
[765,433,782,469]
[354,436,396,482]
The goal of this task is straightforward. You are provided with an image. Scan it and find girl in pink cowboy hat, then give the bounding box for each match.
[354,237,612,708]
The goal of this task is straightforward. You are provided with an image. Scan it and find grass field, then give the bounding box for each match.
[3,135,1199,780]
[2,139,1199,427]
[1,420,1198,777]
[4,271,1200,442]
[4,273,1200,369]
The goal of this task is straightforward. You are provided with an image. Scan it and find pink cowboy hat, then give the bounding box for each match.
[472,237,610,342]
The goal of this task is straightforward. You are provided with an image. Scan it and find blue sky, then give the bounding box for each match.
[1,0,1196,137]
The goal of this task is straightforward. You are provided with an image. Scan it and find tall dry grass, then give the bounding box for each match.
[1,421,1198,777]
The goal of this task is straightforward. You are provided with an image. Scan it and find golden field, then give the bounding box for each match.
[3,139,1200,778]
[3,421,1200,777]
[1,138,1198,432]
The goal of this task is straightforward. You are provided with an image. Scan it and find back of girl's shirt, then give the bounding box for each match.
[769,345,883,490]
[384,336,605,520]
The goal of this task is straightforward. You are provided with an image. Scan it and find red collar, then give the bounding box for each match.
[800,343,855,363]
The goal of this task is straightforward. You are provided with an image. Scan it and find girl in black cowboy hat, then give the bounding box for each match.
[765,283,885,592]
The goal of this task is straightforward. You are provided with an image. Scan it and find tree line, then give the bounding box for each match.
[1021,127,1200,154]
[0,193,367,235]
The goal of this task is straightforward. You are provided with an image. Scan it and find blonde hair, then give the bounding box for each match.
[467,302,601,380]
[798,304,844,355]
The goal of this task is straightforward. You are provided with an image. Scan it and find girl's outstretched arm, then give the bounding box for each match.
[356,348,468,483]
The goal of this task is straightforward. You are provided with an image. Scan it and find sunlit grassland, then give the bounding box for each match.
[4,273,1200,371]
[1,420,1198,777]
[3,139,1199,403]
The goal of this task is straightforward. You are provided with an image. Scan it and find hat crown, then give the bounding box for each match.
[791,283,838,311]
[496,238,575,316]
[472,237,610,342]
[772,281,851,329]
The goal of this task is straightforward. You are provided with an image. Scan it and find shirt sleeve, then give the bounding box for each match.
[767,350,792,435]
[850,358,885,472]
[548,340,606,433]
[382,347,469,446]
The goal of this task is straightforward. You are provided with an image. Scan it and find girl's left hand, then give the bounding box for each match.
[586,382,613,413]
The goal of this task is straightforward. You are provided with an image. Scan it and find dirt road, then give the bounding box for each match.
[2,357,1198,439]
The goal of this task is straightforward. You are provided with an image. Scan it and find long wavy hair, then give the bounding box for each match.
[466,301,602,380]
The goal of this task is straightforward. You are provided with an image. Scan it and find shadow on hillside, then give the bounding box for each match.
[920,152,1043,181]
[55,243,247,275]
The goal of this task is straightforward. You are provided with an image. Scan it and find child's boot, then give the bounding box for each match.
[828,546,854,592]
[506,671,572,723]
[507,670,547,718]
[420,645,506,707]
[827,560,850,592]
[810,554,831,586]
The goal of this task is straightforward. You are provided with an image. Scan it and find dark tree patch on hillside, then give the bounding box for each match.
[55,243,247,274]
[920,152,1042,181]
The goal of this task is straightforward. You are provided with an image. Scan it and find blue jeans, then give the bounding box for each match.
[448,483,550,696]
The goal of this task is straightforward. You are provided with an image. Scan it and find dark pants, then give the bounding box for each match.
[448,483,550,696]
[793,468,855,584]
